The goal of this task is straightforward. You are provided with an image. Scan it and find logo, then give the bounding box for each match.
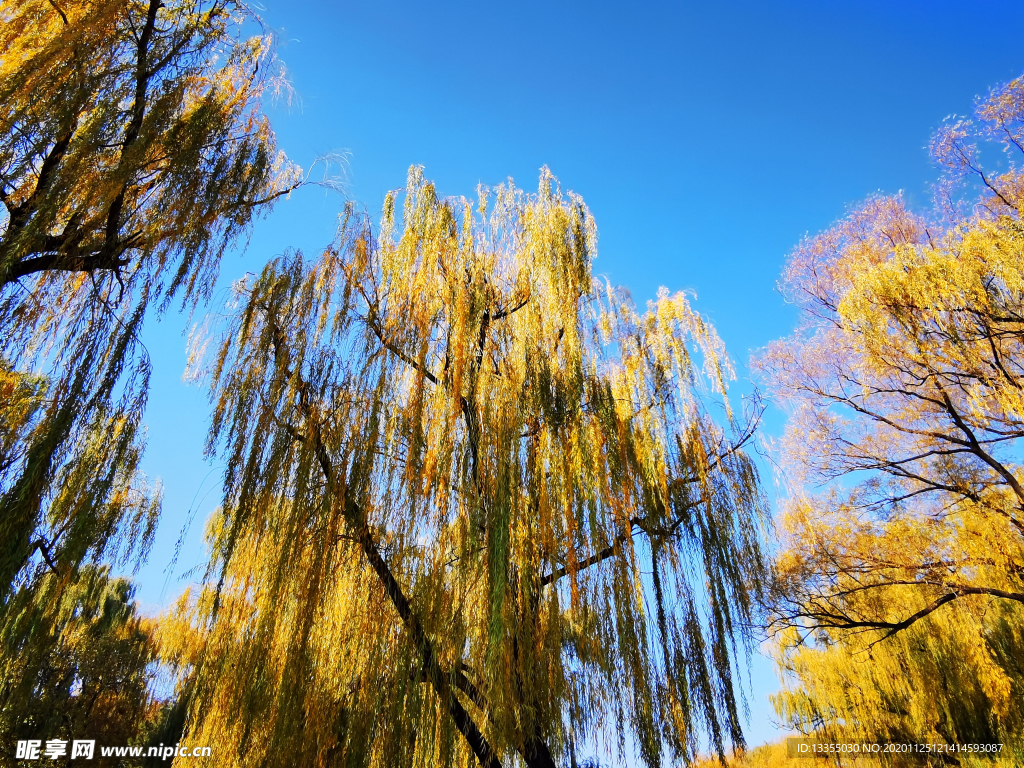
[16,740,95,760]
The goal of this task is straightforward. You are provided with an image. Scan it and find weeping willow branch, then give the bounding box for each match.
[263,305,503,768]
[182,168,769,768]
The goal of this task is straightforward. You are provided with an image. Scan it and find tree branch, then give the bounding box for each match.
[46,0,69,24]
[32,539,60,575]
[939,387,1024,509]
[540,499,703,587]
[263,306,501,768]
[100,0,161,262]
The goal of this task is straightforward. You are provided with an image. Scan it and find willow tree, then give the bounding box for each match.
[0,0,300,292]
[758,74,1024,750]
[161,167,770,768]
[0,564,160,752]
[0,0,301,592]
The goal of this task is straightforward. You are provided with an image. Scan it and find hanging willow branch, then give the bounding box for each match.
[164,167,770,768]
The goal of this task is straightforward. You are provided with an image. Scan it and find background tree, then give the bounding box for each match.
[771,603,1024,760]
[0,565,160,756]
[0,0,302,593]
[161,168,770,767]
[757,74,1024,751]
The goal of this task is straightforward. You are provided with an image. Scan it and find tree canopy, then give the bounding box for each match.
[160,167,771,767]
[0,565,160,753]
[0,2,303,754]
[0,0,299,596]
[9,2,1024,763]
[758,73,1024,753]
[0,0,300,295]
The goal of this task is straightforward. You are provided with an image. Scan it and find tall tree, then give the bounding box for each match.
[758,74,1024,750]
[162,168,770,767]
[0,0,301,593]
[0,565,161,753]
[0,0,300,293]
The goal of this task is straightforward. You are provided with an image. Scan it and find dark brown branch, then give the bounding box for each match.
[0,130,74,257]
[101,0,161,261]
[540,536,626,588]
[672,412,762,487]
[143,14,206,78]
[236,182,302,208]
[358,289,440,386]
[346,496,500,768]
[540,499,703,588]
[980,318,1022,390]
[46,0,69,24]
[939,388,1024,508]
[263,307,500,768]
[811,386,969,448]
[869,593,960,644]
[955,585,1024,603]
[6,250,131,282]
[449,667,490,713]
[32,539,60,575]
[969,160,1018,210]
[491,295,530,321]
[775,582,1024,645]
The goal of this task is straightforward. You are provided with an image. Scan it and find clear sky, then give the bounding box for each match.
[132,0,1024,750]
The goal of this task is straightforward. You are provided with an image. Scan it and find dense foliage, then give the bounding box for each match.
[0,0,299,594]
[758,74,1024,758]
[161,168,770,767]
[0,566,159,755]
[0,0,299,759]
[3,2,1024,765]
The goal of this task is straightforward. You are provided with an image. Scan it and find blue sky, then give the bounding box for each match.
[132,0,1024,750]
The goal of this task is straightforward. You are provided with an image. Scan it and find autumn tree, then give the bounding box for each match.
[0,360,159,600]
[0,565,160,753]
[0,0,302,594]
[161,168,770,767]
[758,74,1024,750]
[0,0,300,292]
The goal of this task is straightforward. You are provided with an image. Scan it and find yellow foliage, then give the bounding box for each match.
[163,168,771,768]
[0,0,300,302]
[0,0,294,651]
[758,73,1024,758]
[0,565,159,751]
